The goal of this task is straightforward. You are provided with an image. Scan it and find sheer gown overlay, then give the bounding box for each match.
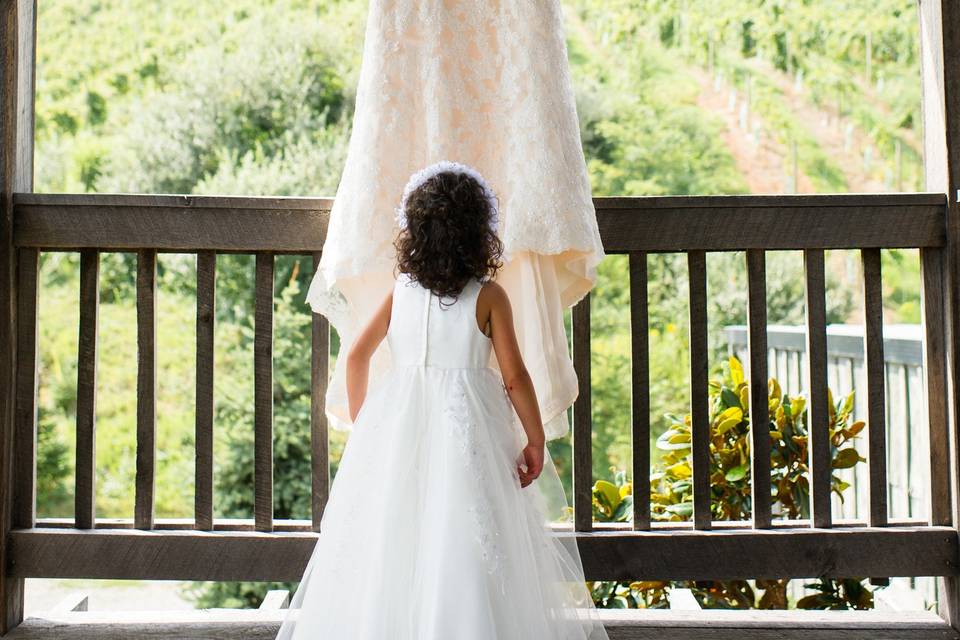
[306,0,605,442]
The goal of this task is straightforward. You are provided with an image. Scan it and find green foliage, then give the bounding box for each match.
[31,0,919,612]
[590,355,875,609]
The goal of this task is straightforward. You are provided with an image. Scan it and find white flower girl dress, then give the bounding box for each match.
[276,273,609,639]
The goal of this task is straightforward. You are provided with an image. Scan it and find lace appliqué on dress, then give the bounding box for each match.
[443,376,508,595]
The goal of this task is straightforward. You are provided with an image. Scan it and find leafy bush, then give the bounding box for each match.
[589,355,874,609]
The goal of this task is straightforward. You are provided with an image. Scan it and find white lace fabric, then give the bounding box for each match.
[306,0,604,440]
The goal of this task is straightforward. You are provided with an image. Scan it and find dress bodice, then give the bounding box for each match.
[388,274,492,369]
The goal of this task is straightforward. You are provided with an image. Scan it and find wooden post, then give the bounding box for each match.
[919,0,960,628]
[688,251,711,530]
[310,253,330,531]
[194,251,216,530]
[572,293,593,532]
[254,253,274,532]
[1,0,36,634]
[629,253,651,530]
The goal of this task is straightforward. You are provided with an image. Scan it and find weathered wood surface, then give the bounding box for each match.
[687,251,711,530]
[12,192,947,252]
[75,249,99,530]
[803,249,832,528]
[921,247,951,526]
[27,515,933,531]
[745,249,771,529]
[919,0,960,627]
[629,252,650,530]
[13,194,333,252]
[135,249,157,530]
[13,247,37,529]
[572,293,593,532]
[310,252,330,532]
[1,0,36,633]
[860,247,888,527]
[8,526,955,582]
[194,251,215,531]
[254,254,274,532]
[8,609,954,640]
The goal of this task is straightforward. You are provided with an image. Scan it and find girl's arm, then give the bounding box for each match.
[345,289,393,422]
[481,281,545,487]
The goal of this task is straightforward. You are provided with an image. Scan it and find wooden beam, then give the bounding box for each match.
[134,250,157,530]
[572,293,593,532]
[254,254,274,532]
[803,249,831,528]
[919,0,960,628]
[688,251,711,530]
[309,253,329,532]
[12,247,37,529]
[14,195,332,253]
[75,250,99,530]
[11,193,946,253]
[629,253,650,530]
[5,609,956,640]
[861,248,888,527]
[7,526,956,583]
[194,251,215,531]
[921,247,951,526]
[1,1,36,633]
[746,249,771,529]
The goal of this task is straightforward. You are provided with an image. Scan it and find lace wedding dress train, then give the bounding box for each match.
[306,0,604,441]
[277,275,609,639]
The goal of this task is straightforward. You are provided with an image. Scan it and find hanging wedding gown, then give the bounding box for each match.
[277,274,609,639]
[306,0,604,441]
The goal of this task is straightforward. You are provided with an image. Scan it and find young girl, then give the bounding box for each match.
[276,161,609,640]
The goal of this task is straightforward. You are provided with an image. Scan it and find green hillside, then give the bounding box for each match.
[31,0,924,609]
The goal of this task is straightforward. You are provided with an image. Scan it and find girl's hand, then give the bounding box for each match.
[517,442,544,488]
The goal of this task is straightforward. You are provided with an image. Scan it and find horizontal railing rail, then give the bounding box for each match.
[7,190,958,588]
[13,192,947,252]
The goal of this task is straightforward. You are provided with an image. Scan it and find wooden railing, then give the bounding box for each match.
[4,191,958,591]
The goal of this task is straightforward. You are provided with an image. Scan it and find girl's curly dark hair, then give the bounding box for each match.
[393,170,504,304]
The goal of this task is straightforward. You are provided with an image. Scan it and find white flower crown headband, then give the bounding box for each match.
[394,160,500,233]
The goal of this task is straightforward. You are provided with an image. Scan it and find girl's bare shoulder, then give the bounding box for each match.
[478,279,510,308]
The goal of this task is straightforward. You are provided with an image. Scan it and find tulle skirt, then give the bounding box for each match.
[275,365,609,640]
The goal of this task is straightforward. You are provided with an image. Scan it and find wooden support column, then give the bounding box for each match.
[572,293,593,532]
[310,253,330,531]
[629,253,651,530]
[1,0,36,634]
[254,253,274,532]
[919,0,960,628]
[135,249,157,529]
[688,250,711,530]
[195,251,215,530]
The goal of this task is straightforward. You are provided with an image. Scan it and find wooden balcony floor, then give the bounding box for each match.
[5,608,956,640]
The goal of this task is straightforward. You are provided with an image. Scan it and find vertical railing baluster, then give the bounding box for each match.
[804,249,832,528]
[254,253,274,532]
[629,252,650,530]
[861,248,888,527]
[13,247,39,528]
[310,252,330,532]
[75,249,99,529]
[135,249,157,530]
[195,250,216,531]
[572,293,592,532]
[746,249,772,529]
[920,247,951,526]
[688,250,711,530]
